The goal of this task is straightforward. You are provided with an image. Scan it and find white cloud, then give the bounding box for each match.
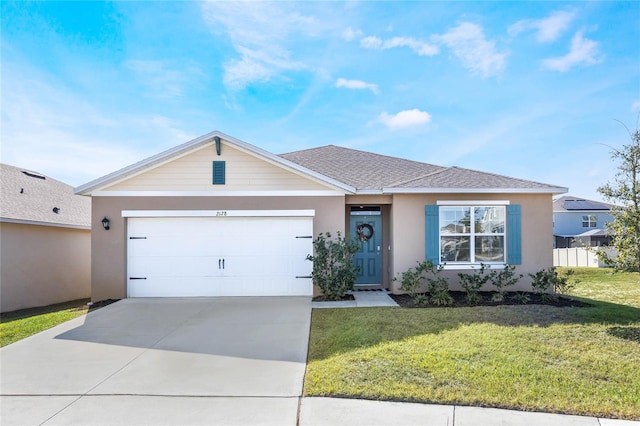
[509,10,576,43]
[434,22,506,77]
[202,1,322,90]
[125,59,204,98]
[342,27,362,41]
[360,36,383,49]
[1,63,194,186]
[360,35,439,56]
[378,109,432,129]
[335,78,379,94]
[631,100,640,112]
[542,30,601,72]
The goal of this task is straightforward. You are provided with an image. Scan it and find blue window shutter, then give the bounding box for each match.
[212,161,225,185]
[507,204,522,265]
[425,205,440,264]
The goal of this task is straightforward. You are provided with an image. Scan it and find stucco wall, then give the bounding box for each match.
[91,196,346,301]
[0,222,91,313]
[390,193,553,292]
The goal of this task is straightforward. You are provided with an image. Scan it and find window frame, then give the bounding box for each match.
[435,201,511,269]
[582,214,597,228]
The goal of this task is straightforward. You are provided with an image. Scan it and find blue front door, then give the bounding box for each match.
[350,211,382,285]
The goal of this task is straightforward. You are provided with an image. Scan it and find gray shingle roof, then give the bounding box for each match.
[553,196,613,212]
[280,145,566,193]
[280,145,446,191]
[1,164,91,228]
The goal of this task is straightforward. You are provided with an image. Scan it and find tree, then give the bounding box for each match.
[597,122,640,272]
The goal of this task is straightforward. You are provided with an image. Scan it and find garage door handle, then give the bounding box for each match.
[129,237,147,239]
[296,275,312,279]
[130,277,147,280]
[219,259,225,269]
[296,236,313,239]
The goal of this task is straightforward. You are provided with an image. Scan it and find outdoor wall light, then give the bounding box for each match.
[214,136,221,156]
[101,217,110,230]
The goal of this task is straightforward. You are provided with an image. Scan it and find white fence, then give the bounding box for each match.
[552,247,615,268]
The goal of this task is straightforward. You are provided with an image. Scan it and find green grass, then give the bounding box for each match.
[0,299,91,347]
[305,268,640,420]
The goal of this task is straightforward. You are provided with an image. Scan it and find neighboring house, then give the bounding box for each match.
[553,196,614,248]
[0,164,91,313]
[75,131,567,301]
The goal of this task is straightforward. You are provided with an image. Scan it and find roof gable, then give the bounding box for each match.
[75,131,354,195]
[1,164,90,228]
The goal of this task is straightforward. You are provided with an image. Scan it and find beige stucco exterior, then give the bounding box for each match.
[389,193,553,292]
[0,222,91,312]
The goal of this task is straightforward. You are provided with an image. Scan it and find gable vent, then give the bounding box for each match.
[212,161,226,185]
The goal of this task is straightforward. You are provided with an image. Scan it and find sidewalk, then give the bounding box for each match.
[299,397,640,426]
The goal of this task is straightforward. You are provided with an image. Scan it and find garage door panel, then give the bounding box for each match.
[129,239,224,258]
[128,256,221,277]
[127,215,313,297]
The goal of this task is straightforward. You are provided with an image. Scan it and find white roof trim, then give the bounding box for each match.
[383,187,568,195]
[0,217,91,230]
[75,131,356,195]
[437,200,510,205]
[93,190,345,197]
[122,209,315,218]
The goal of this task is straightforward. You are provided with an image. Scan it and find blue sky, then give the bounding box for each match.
[2,1,638,201]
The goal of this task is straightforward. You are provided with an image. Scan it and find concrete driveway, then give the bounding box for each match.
[1,297,311,425]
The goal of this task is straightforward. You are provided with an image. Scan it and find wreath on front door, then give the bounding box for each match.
[356,224,374,242]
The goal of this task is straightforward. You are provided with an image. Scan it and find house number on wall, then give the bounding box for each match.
[215,211,228,217]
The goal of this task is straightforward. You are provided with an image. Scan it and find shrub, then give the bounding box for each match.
[514,291,530,304]
[529,268,556,302]
[423,262,453,306]
[529,267,580,301]
[394,261,430,305]
[395,261,452,306]
[306,232,360,300]
[490,264,523,302]
[556,268,581,295]
[458,263,494,305]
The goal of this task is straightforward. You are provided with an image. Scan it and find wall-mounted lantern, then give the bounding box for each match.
[101,217,110,230]
[214,136,221,156]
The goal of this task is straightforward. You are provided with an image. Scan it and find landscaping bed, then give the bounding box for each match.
[390,291,591,308]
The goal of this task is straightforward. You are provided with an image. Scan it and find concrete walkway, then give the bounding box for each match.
[311,289,399,308]
[2,296,638,425]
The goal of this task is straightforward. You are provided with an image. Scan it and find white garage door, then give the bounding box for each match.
[126,211,313,297]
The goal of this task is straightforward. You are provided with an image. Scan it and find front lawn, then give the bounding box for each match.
[0,299,91,347]
[304,268,640,420]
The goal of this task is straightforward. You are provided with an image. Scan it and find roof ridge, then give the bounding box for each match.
[281,144,442,168]
[386,166,450,188]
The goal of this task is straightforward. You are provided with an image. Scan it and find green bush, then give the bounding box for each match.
[529,268,556,302]
[529,267,580,301]
[423,262,453,306]
[556,268,581,295]
[490,264,523,302]
[395,261,452,306]
[458,263,494,305]
[394,261,429,305]
[307,232,360,300]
